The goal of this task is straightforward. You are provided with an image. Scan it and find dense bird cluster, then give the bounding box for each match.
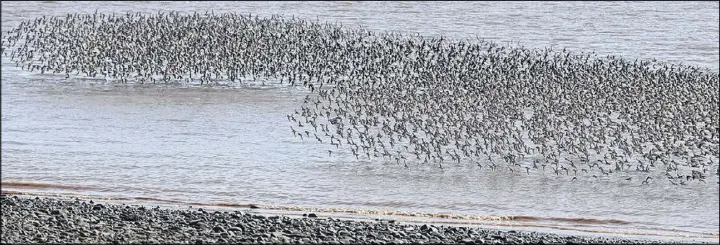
[2,11,718,185]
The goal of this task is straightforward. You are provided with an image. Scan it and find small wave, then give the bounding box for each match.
[1,181,173,195]
[187,202,254,208]
[0,190,134,201]
[0,140,33,146]
[164,118,193,123]
[512,215,632,225]
[1,181,106,191]
[133,196,189,204]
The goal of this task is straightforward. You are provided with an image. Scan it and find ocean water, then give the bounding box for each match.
[1,1,718,243]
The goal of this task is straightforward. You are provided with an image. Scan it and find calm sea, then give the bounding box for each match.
[2,1,718,243]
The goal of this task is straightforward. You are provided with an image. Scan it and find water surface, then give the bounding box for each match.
[2,1,719,243]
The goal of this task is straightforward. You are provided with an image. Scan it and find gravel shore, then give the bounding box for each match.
[1,195,664,244]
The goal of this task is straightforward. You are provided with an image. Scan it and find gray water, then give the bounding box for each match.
[1,1,718,243]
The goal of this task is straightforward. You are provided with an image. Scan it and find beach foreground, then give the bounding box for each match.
[1,195,668,244]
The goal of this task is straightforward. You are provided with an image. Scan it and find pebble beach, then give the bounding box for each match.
[1,194,674,244]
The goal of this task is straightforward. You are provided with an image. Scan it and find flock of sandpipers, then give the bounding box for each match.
[2,11,718,185]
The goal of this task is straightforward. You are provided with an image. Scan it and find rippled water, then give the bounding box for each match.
[2,1,719,243]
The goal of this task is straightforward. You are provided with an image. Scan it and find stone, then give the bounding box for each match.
[121,214,140,221]
[461,238,475,244]
[213,226,225,232]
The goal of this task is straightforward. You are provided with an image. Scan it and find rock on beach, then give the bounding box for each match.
[0,195,665,244]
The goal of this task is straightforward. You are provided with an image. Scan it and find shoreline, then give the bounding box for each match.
[0,194,690,244]
[2,188,717,243]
